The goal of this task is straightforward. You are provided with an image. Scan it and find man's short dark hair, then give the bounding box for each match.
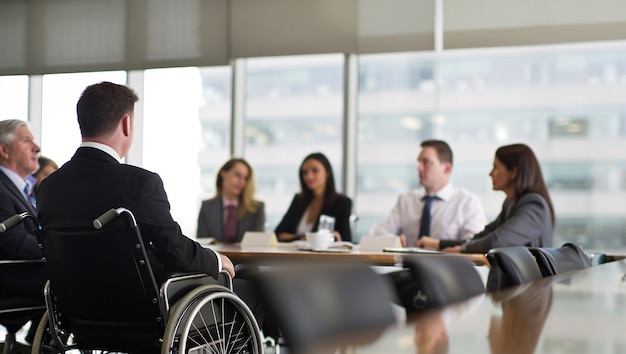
[420,140,453,165]
[77,82,139,138]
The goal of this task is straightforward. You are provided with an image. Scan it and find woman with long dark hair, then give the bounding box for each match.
[417,143,554,253]
[275,152,353,242]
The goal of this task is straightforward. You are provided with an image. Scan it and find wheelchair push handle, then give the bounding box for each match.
[0,212,36,233]
[93,207,137,229]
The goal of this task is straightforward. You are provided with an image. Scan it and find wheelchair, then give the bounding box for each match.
[0,259,46,354]
[0,212,47,354]
[2,208,263,354]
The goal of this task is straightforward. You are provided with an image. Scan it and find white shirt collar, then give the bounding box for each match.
[222,196,239,209]
[80,142,122,162]
[428,182,453,201]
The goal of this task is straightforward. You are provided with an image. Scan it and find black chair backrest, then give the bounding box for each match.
[0,259,46,300]
[486,246,543,292]
[529,242,590,277]
[35,210,164,350]
[395,255,485,313]
[256,262,397,351]
[0,260,46,333]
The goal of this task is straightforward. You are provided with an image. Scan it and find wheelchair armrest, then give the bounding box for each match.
[162,270,232,289]
[160,270,233,316]
[0,259,45,265]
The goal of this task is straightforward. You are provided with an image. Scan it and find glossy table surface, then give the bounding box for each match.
[206,243,489,266]
[319,260,626,354]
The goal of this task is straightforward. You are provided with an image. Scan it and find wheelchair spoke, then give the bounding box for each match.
[188,305,220,354]
[220,298,227,354]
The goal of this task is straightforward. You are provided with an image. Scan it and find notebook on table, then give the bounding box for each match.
[294,240,355,252]
[383,247,443,254]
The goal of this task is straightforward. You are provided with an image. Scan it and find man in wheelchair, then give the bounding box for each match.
[36,81,272,353]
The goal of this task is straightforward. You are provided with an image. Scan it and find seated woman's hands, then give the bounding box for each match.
[442,245,462,253]
[415,236,440,250]
[415,237,462,252]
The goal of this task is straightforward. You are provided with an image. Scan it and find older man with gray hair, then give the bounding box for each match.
[0,119,47,343]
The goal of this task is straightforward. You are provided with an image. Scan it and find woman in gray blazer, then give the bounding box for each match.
[197,158,265,243]
[417,144,554,253]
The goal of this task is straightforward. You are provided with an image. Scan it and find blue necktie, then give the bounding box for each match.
[23,182,36,208]
[418,195,438,239]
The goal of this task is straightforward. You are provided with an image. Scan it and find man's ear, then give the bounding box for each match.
[121,115,131,137]
[443,161,452,175]
[0,143,9,159]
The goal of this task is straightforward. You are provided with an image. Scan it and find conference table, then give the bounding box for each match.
[205,242,626,352]
[302,259,626,353]
[206,243,489,266]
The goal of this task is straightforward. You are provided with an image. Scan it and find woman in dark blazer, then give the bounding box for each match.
[275,152,353,242]
[197,158,265,243]
[417,143,554,253]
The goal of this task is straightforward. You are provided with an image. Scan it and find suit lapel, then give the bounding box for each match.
[0,170,36,215]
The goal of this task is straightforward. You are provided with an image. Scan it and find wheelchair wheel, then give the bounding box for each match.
[162,285,262,354]
[31,310,82,354]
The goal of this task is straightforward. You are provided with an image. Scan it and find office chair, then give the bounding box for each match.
[29,207,262,354]
[486,246,543,292]
[529,242,590,277]
[391,255,485,314]
[256,262,397,353]
[0,213,46,354]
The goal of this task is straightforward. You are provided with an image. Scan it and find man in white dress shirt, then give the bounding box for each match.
[370,140,486,248]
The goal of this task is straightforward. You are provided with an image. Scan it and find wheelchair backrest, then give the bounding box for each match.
[36,220,164,348]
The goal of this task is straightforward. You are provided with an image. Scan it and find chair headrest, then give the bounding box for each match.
[486,246,543,292]
[256,262,397,350]
[397,255,485,313]
[529,242,590,277]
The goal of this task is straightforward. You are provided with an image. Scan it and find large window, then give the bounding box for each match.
[356,52,437,238]
[244,54,345,230]
[143,67,232,238]
[143,66,231,238]
[41,71,126,165]
[4,39,626,251]
[0,76,28,121]
[197,66,233,199]
[356,42,626,248]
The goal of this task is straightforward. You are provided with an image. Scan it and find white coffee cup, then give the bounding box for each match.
[306,230,333,250]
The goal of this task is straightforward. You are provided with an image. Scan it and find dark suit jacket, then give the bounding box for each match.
[37,147,221,280]
[196,196,265,243]
[460,193,553,254]
[274,194,353,242]
[0,169,46,297]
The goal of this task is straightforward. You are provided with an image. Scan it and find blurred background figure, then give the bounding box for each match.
[417,143,554,254]
[370,140,486,247]
[197,158,265,243]
[30,156,58,197]
[275,152,352,242]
